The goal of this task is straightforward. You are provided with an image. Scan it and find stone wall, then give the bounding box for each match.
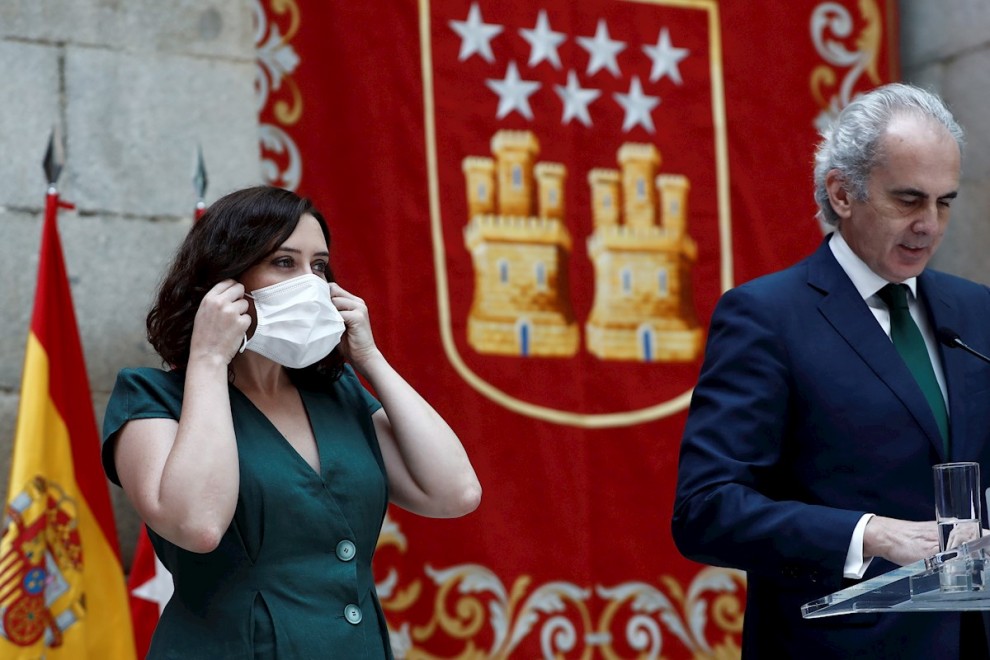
[899,0,990,285]
[0,0,260,567]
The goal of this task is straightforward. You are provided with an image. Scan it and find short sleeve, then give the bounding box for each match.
[339,363,382,416]
[101,367,185,486]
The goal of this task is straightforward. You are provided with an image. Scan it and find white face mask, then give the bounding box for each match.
[240,274,345,369]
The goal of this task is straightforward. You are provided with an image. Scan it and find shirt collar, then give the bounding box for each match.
[828,231,918,301]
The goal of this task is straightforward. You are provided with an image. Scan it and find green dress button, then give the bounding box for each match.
[336,539,356,562]
[344,604,362,625]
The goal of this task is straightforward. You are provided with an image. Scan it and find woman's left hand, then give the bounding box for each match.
[329,282,481,518]
[330,282,380,364]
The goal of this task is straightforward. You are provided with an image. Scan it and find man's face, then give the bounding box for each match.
[830,114,961,283]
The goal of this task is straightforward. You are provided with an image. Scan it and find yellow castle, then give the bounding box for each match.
[585,143,703,361]
[462,131,580,357]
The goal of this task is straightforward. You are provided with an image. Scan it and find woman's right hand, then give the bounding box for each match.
[188,279,251,366]
[117,279,247,552]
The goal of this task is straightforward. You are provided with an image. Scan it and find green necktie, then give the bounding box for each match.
[879,283,949,454]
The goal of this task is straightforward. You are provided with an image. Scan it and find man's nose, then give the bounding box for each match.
[913,203,942,233]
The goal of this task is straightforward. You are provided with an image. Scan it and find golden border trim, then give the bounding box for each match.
[420,0,732,428]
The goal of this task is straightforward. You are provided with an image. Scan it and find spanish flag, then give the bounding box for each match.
[0,187,136,658]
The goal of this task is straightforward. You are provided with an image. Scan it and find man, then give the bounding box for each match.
[672,83,990,658]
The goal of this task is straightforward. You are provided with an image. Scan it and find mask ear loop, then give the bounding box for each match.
[240,290,254,354]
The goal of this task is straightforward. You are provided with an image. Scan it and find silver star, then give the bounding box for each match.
[576,19,626,77]
[486,61,542,120]
[519,10,566,69]
[614,76,660,133]
[449,2,503,63]
[555,71,601,127]
[643,27,689,84]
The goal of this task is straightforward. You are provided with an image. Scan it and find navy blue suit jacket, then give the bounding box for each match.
[672,236,990,658]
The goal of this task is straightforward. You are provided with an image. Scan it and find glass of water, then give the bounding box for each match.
[934,462,982,551]
[933,462,983,592]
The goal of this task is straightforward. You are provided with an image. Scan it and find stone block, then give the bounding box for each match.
[931,177,990,287]
[941,48,990,182]
[0,207,186,394]
[0,0,253,61]
[57,213,193,394]
[0,209,43,391]
[900,0,990,69]
[900,62,945,96]
[0,393,17,502]
[0,40,60,208]
[65,45,260,216]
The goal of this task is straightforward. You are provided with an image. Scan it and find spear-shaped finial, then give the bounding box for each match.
[193,143,208,221]
[43,124,66,189]
[193,143,208,199]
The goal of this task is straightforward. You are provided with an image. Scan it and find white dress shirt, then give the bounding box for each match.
[828,231,948,578]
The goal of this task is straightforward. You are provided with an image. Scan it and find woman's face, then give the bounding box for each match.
[238,213,330,335]
[238,213,330,293]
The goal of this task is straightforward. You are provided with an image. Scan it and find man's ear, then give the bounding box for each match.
[825,169,853,220]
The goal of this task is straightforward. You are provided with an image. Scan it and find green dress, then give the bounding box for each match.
[102,365,394,659]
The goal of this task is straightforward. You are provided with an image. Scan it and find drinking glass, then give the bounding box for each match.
[933,462,983,592]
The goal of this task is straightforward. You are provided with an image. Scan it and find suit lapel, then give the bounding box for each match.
[919,271,968,460]
[807,239,946,457]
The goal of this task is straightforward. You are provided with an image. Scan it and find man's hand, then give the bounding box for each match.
[863,516,940,565]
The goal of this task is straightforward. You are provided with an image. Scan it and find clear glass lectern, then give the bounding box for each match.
[802,534,990,618]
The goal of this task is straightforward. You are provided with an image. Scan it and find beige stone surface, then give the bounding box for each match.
[0,0,259,568]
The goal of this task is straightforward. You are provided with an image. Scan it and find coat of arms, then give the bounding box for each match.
[420,0,731,427]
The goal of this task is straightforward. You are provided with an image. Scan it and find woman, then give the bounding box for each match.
[102,185,482,658]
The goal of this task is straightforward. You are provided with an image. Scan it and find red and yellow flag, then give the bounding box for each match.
[0,190,136,658]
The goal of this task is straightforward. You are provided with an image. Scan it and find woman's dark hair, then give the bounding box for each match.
[147,185,344,384]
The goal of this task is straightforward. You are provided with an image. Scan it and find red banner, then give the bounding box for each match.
[253,1,897,656]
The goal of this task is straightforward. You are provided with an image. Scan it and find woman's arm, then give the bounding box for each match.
[114,280,249,552]
[332,283,482,518]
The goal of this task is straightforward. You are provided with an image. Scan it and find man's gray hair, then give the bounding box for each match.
[813,83,965,226]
